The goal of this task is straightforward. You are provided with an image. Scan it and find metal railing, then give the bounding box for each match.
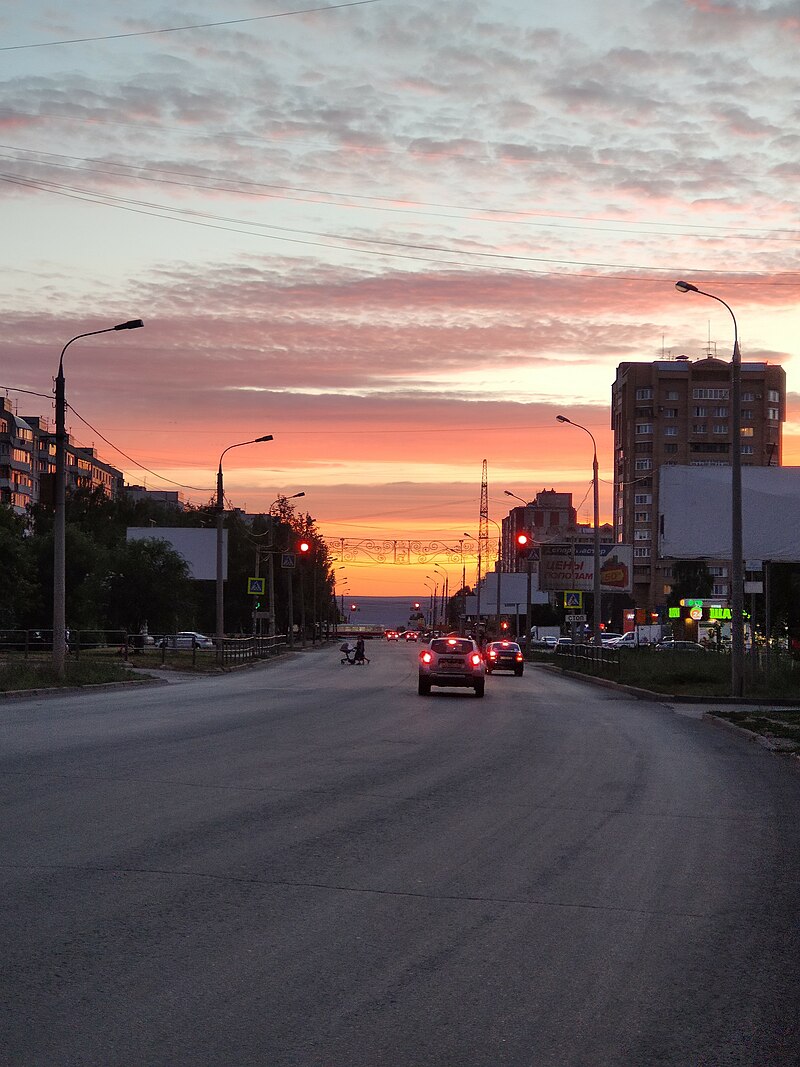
[554,643,622,680]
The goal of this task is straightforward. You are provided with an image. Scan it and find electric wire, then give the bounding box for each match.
[1,170,796,282]
[0,1,386,51]
[2,144,798,242]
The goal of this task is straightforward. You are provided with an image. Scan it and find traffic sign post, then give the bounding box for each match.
[565,614,587,623]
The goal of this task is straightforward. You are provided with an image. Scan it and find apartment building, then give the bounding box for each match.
[0,397,123,514]
[612,355,786,612]
[502,488,614,574]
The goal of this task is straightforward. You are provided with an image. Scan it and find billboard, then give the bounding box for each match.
[537,544,633,593]
[658,466,800,562]
[126,527,223,580]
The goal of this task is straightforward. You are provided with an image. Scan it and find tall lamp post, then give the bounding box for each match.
[487,517,503,630]
[434,563,449,629]
[675,280,744,697]
[216,435,273,663]
[53,319,144,676]
[556,415,602,647]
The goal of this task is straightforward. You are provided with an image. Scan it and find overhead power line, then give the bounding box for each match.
[1,171,796,282]
[1,0,385,51]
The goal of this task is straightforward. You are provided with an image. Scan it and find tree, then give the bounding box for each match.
[0,505,36,628]
[103,538,193,634]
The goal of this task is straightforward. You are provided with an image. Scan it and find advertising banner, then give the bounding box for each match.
[538,544,633,593]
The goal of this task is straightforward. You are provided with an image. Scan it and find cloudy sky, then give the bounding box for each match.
[1,0,798,596]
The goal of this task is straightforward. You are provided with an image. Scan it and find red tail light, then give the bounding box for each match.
[421,651,432,664]
[470,653,482,666]
[515,653,523,662]
[488,649,497,659]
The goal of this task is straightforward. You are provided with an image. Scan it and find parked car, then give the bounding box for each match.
[554,637,573,652]
[418,636,485,697]
[160,631,215,650]
[654,640,705,652]
[484,640,524,676]
[600,632,624,645]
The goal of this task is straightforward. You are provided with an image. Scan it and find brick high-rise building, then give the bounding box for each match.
[612,355,786,613]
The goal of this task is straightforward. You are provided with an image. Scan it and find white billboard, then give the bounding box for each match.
[658,466,800,562]
[126,527,224,580]
[537,544,633,593]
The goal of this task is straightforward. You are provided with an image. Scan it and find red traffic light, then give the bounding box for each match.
[515,532,529,548]
[298,540,311,554]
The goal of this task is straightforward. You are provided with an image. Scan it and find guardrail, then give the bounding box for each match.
[554,644,622,680]
[217,634,287,667]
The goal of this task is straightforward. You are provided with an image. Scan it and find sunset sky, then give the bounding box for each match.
[1,0,798,598]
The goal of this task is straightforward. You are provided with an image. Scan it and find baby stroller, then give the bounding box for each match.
[340,641,370,665]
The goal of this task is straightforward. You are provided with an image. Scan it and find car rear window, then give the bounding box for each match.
[431,639,474,655]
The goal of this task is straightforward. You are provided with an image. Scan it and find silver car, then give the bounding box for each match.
[161,631,215,650]
[418,636,486,697]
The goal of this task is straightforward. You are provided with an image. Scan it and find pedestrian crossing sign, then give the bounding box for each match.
[564,591,583,609]
[248,577,265,595]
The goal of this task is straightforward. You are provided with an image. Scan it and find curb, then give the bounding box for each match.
[0,677,165,701]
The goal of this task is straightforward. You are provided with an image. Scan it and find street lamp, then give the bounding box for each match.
[503,490,530,505]
[556,415,602,647]
[216,435,273,663]
[487,516,503,629]
[434,563,449,629]
[464,531,483,635]
[675,280,745,697]
[426,576,439,628]
[52,319,144,676]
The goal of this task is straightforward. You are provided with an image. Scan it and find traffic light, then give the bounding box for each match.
[515,532,530,551]
[500,620,509,631]
[298,539,311,555]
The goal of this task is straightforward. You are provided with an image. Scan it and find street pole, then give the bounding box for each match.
[675,281,745,697]
[556,415,602,646]
[216,435,273,664]
[52,320,144,677]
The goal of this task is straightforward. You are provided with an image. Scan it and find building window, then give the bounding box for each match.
[741,444,754,455]
[636,423,653,434]
[634,547,651,558]
[635,442,653,453]
[712,583,728,597]
[692,424,707,434]
[693,388,729,400]
[634,531,651,541]
[742,391,755,401]
[634,459,652,471]
[662,408,678,418]
[768,408,780,420]
[741,409,753,421]
[713,424,729,435]
[693,406,708,417]
[664,443,679,453]
[708,567,727,577]
[740,427,754,437]
[711,406,728,417]
[768,390,780,403]
[634,494,652,504]
[636,388,653,400]
[664,425,678,436]
[664,390,680,401]
[635,511,649,522]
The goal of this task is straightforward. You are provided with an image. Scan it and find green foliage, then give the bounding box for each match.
[0,658,139,692]
[1,489,337,639]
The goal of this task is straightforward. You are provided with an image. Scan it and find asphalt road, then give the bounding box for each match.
[2,643,799,1066]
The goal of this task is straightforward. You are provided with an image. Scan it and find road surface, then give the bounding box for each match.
[2,643,799,1065]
